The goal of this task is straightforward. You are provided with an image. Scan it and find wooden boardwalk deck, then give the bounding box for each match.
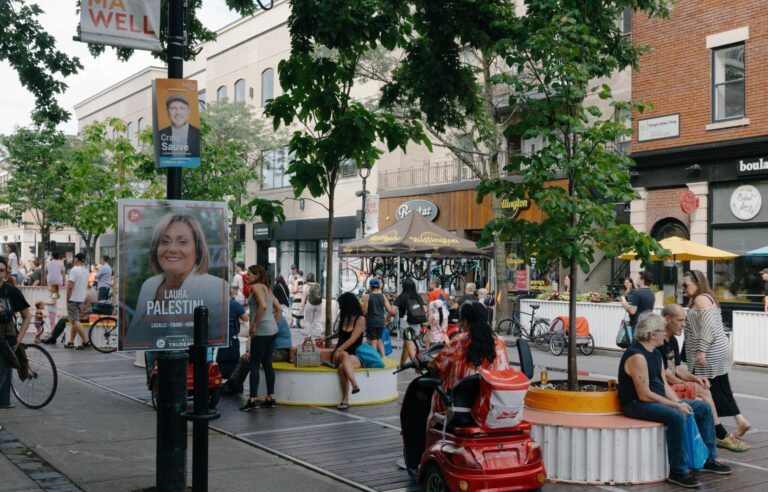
[43,343,768,492]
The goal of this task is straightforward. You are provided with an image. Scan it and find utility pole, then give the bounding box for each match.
[156,0,188,489]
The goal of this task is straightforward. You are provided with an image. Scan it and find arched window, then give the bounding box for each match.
[127,122,135,141]
[261,68,274,107]
[234,79,246,103]
[217,85,228,102]
[137,117,145,133]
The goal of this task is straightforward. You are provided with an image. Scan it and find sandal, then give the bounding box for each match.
[337,403,349,410]
[351,385,360,394]
[76,342,92,350]
[64,343,75,349]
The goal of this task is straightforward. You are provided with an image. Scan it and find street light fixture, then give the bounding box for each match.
[356,162,372,237]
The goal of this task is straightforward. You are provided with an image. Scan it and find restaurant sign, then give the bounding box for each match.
[397,200,439,221]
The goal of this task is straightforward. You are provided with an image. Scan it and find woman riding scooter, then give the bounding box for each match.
[427,301,509,421]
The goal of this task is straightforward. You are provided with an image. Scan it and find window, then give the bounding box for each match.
[261,68,274,107]
[234,79,246,103]
[137,117,145,133]
[712,44,745,121]
[621,6,632,36]
[340,159,356,177]
[217,85,228,102]
[127,122,135,142]
[261,147,291,189]
[198,90,206,112]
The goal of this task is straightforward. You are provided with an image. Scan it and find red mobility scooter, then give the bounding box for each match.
[145,353,223,409]
[398,339,547,491]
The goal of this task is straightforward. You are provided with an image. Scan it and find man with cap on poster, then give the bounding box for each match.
[159,94,200,157]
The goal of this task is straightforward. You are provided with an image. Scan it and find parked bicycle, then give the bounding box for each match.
[496,303,551,351]
[88,300,118,353]
[11,343,58,409]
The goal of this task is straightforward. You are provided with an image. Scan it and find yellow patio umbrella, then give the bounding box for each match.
[619,236,738,261]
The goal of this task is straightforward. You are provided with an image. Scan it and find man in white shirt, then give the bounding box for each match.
[66,253,91,349]
[6,244,20,284]
[232,261,246,306]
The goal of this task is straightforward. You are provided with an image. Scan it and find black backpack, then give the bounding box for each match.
[406,298,427,324]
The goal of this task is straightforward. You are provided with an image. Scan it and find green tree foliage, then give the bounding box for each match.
[477,0,672,389]
[0,126,70,273]
[62,118,149,264]
[265,0,430,337]
[182,101,286,271]
[1,0,83,125]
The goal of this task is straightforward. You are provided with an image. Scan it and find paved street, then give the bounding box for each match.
[2,333,768,492]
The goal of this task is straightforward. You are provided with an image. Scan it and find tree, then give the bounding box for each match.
[1,1,82,125]
[477,0,671,390]
[61,118,147,264]
[182,100,287,272]
[0,126,69,276]
[265,0,429,339]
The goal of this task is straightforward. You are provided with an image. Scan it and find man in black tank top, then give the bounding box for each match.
[618,312,732,488]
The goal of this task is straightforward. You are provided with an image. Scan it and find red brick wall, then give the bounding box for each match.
[632,0,768,152]
[645,188,691,234]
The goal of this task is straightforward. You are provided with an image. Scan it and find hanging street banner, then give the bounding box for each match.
[117,199,230,351]
[79,0,162,52]
[152,79,202,168]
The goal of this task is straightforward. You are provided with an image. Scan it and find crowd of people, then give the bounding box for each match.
[617,269,750,488]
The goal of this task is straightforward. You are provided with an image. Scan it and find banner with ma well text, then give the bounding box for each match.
[80,0,162,52]
[118,199,229,351]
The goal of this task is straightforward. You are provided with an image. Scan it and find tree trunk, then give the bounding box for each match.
[490,195,510,325]
[567,257,578,390]
[325,185,336,345]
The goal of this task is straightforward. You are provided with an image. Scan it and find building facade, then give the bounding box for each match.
[631,0,768,322]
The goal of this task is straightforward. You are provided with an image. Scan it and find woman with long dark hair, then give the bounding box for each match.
[273,274,291,326]
[240,265,282,412]
[683,270,751,449]
[321,292,365,410]
[427,302,508,417]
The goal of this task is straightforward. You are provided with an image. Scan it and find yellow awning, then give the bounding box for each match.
[618,236,738,261]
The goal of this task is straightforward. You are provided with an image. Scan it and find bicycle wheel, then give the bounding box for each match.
[549,332,565,356]
[340,266,360,292]
[411,259,428,280]
[11,344,58,409]
[579,334,595,355]
[497,318,521,337]
[447,275,465,298]
[531,319,551,351]
[89,317,118,353]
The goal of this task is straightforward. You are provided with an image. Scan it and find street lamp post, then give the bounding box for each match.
[356,163,372,237]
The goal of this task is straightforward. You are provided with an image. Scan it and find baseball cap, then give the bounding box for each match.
[760,268,768,275]
[74,252,86,263]
[369,278,380,288]
[235,261,245,269]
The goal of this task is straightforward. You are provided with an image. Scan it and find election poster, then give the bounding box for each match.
[152,79,202,168]
[118,199,229,351]
[79,0,162,52]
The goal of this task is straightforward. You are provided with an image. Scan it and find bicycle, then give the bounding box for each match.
[88,301,118,353]
[496,303,551,351]
[11,343,58,409]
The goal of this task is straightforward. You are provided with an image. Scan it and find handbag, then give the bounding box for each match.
[616,319,633,349]
[381,326,393,356]
[294,336,321,367]
[356,343,385,368]
[16,343,29,381]
[2,338,20,370]
[684,413,708,470]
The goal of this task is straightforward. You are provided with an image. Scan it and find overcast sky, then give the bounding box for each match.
[0,1,240,136]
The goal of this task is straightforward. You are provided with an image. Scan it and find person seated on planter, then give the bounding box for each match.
[660,304,749,453]
[618,312,732,488]
[320,292,365,410]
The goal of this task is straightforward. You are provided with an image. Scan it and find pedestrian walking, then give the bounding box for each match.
[65,253,91,349]
[0,256,32,409]
[94,256,112,301]
[362,278,396,358]
[240,265,282,411]
[302,273,323,337]
[620,271,655,336]
[6,244,22,285]
[682,270,751,443]
[232,261,247,306]
[273,274,291,326]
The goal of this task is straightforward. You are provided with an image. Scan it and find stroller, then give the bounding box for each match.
[547,316,595,356]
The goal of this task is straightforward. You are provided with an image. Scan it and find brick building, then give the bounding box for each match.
[630,0,768,321]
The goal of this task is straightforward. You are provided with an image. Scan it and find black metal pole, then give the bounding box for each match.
[360,176,367,237]
[156,0,188,490]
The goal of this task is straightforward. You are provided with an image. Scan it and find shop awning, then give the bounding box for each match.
[745,245,768,256]
[618,236,738,261]
[339,212,490,258]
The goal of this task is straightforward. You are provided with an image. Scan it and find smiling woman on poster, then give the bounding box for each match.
[127,213,228,348]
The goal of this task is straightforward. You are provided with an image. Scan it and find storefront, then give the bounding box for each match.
[252,216,358,296]
[633,136,768,323]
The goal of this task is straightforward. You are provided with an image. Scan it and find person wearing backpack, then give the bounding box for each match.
[395,278,426,338]
[301,273,323,336]
[362,277,397,358]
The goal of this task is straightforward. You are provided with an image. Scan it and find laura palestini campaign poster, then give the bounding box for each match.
[152,79,202,169]
[117,200,229,351]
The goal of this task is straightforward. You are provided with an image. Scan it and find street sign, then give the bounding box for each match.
[268,247,277,264]
[117,199,229,351]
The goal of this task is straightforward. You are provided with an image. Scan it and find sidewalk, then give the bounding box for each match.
[0,371,356,492]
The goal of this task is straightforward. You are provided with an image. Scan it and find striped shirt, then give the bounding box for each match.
[684,301,732,379]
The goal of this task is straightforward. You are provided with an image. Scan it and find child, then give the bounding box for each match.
[428,298,449,349]
[34,301,46,344]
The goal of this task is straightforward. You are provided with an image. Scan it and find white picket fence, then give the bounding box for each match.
[518,299,767,366]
